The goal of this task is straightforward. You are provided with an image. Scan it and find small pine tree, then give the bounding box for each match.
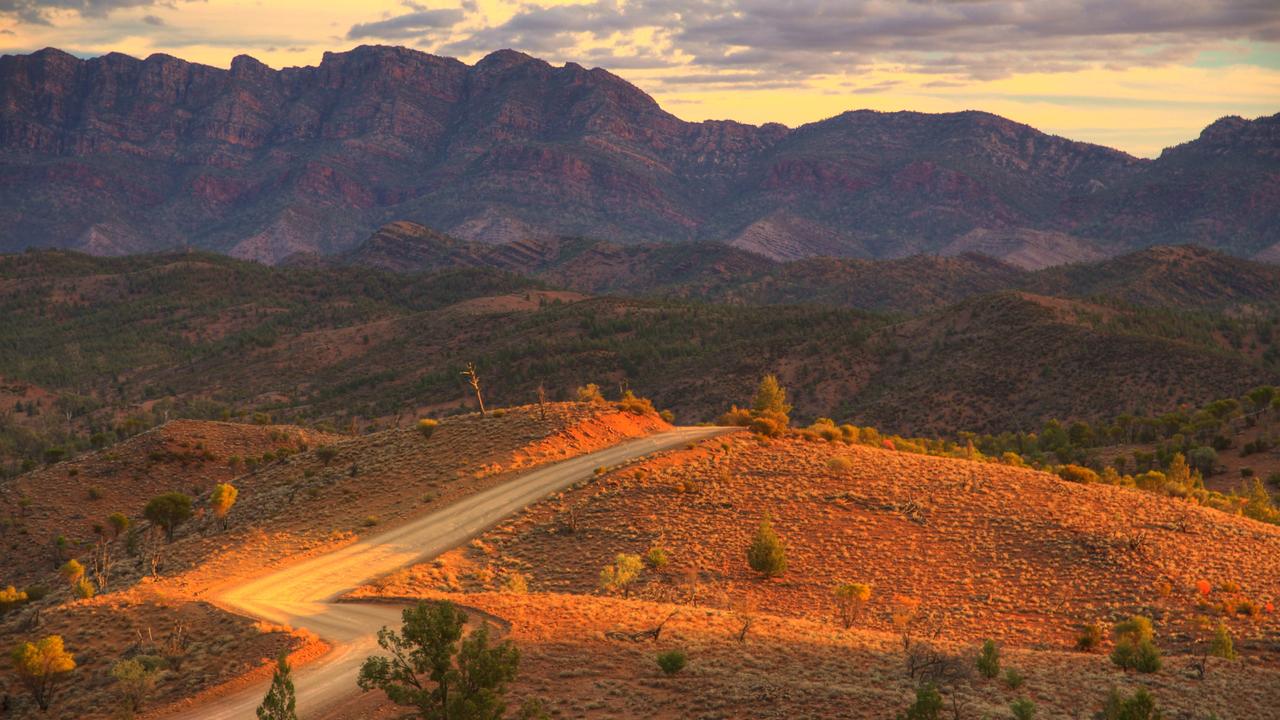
[257,652,298,720]
[746,514,787,577]
[976,639,1000,679]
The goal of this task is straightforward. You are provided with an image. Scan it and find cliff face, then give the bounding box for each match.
[0,45,1276,265]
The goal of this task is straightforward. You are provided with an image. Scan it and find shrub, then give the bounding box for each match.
[644,546,669,570]
[833,582,872,629]
[976,639,1000,679]
[416,419,438,439]
[896,683,942,720]
[659,409,675,423]
[108,512,130,537]
[752,374,791,421]
[749,415,784,438]
[1058,464,1100,483]
[1003,667,1024,689]
[1076,622,1103,651]
[746,514,787,577]
[717,405,753,427]
[72,577,95,600]
[1010,697,1036,720]
[1112,637,1161,673]
[0,585,29,615]
[502,572,529,595]
[316,446,338,464]
[598,553,643,596]
[112,657,163,716]
[256,652,296,720]
[827,456,854,473]
[656,650,687,675]
[1210,622,1236,660]
[576,384,605,404]
[86,486,103,501]
[617,390,655,415]
[1099,687,1164,720]
[58,559,85,585]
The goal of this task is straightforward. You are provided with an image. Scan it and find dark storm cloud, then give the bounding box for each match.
[346,8,464,41]
[420,0,1280,81]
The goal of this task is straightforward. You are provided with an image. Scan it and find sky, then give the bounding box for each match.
[2,0,1278,157]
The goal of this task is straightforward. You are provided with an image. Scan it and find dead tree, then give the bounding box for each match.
[462,363,486,416]
[90,535,113,592]
[536,383,548,420]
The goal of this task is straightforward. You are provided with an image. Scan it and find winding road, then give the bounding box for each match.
[179,426,730,719]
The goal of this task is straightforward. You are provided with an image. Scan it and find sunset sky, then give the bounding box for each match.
[2,0,1277,157]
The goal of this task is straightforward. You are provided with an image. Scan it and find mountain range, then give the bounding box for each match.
[2,45,1277,267]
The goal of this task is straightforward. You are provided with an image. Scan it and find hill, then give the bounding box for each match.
[0,249,1276,477]
[347,429,1280,719]
[2,46,1277,264]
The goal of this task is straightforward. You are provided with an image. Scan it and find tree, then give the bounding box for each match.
[357,600,519,720]
[598,554,643,597]
[144,493,193,542]
[257,652,297,720]
[210,483,238,529]
[107,512,130,538]
[746,514,787,577]
[752,374,791,418]
[58,558,84,585]
[112,657,163,717]
[9,635,76,711]
[833,582,871,628]
[976,639,1000,679]
[462,363,486,416]
[0,586,29,616]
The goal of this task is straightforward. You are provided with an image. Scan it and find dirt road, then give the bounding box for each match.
[180,426,729,719]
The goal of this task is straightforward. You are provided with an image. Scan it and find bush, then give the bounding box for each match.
[833,582,871,629]
[598,553,643,596]
[896,683,942,720]
[1010,697,1036,720]
[1210,622,1236,660]
[1003,667,1024,689]
[976,639,1000,679]
[749,415,785,438]
[1111,638,1161,673]
[1099,687,1164,720]
[1076,622,1103,651]
[746,514,787,577]
[503,572,528,595]
[1058,464,1100,483]
[0,585,29,615]
[617,390,655,415]
[72,577,95,600]
[656,650,686,675]
[576,384,605,404]
[416,419,438,439]
[827,456,854,473]
[644,546,669,570]
[717,405,753,427]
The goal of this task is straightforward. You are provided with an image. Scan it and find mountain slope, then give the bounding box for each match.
[1,46,1276,264]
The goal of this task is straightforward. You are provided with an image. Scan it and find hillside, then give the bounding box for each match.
[347,430,1280,719]
[0,403,670,718]
[1,249,1276,478]
[2,46,1277,264]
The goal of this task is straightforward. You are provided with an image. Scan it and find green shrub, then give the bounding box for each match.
[746,514,787,577]
[1076,622,1103,651]
[976,639,1000,679]
[656,650,687,675]
[1210,622,1236,660]
[1099,687,1164,720]
[1010,697,1036,720]
[896,683,942,720]
[1058,464,1100,483]
[576,384,605,403]
[1003,667,1024,689]
[644,546,669,570]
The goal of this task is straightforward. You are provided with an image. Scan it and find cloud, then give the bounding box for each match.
[141,13,162,26]
[346,8,463,41]
[0,0,183,24]
[418,0,1280,82]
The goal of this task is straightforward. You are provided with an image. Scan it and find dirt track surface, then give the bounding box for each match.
[176,426,730,719]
